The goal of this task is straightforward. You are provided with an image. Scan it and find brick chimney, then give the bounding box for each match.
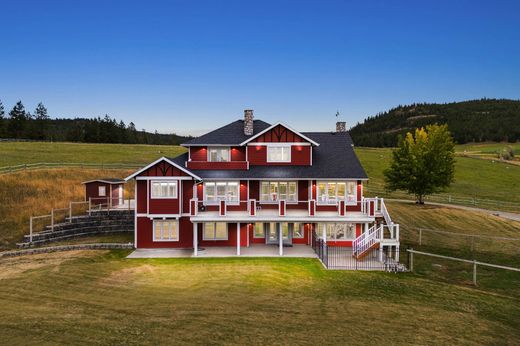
[244,109,254,136]
[336,121,346,132]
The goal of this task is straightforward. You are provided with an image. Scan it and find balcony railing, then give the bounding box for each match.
[189,197,386,219]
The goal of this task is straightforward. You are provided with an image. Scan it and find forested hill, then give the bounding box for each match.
[349,99,520,147]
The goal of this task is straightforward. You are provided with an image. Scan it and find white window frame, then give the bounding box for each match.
[259,181,297,203]
[203,181,240,205]
[318,223,356,241]
[151,181,178,199]
[254,223,265,238]
[208,147,231,162]
[98,186,106,197]
[203,222,229,240]
[292,223,305,239]
[317,181,357,205]
[267,145,291,163]
[153,219,179,242]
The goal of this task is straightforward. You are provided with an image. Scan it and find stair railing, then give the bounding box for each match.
[353,224,380,256]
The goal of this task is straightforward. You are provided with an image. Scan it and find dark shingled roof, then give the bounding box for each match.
[182,119,272,145]
[170,131,367,180]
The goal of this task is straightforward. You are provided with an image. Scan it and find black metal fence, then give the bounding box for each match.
[311,232,403,271]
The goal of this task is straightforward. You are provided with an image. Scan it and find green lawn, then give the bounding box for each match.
[355,147,520,203]
[0,141,186,167]
[0,250,518,345]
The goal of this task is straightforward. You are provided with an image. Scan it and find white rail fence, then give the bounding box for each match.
[28,197,135,242]
[364,182,520,213]
[0,162,142,175]
[407,248,520,286]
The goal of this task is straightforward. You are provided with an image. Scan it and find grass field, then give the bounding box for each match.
[0,250,519,345]
[0,141,186,167]
[355,147,520,203]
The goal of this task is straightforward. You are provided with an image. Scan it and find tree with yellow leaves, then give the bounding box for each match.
[384,124,455,204]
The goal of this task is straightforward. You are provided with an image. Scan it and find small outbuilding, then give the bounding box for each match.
[82,178,126,207]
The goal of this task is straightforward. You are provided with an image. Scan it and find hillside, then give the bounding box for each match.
[349,99,520,147]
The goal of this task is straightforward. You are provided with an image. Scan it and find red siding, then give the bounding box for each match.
[182,180,194,214]
[137,160,188,177]
[254,124,306,143]
[85,182,113,205]
[231,146,246,161]
[190,146,207,161]
[148,180,181,215]
[136,180,148,213]
[137,216,194,248]
[187,161,248,170]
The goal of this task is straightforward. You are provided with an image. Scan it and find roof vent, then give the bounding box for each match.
[244,109,254,136]
[336,121,346,132]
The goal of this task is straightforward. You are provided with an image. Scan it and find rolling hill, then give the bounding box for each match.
[349,99,520,147]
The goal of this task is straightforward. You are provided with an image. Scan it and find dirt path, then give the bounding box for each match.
[387,198,520,222]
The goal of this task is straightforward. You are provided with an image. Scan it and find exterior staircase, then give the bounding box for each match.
[17,210,134,248]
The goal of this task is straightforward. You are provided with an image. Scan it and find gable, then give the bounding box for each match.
[252,124,307,143]
[136,160,188,177]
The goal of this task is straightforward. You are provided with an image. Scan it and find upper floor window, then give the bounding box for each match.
[204,181,240,205]
[267,145,291,162]
[151,181,178,199]
[317,181,356,205]
[260,181,297,202]
[208,147,230,162]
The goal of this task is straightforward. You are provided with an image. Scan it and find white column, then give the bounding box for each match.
[236,222,241,256]
[395,245,400,262]
[193,222,198,256]
[322,223,327,244]
[364,222,369,234]
[247,224,250,247]
[279,223,283,256]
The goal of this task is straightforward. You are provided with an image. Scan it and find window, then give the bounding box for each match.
[208,147,230,162]
[260,181,297,202]
[204,182,240,204]
[153,220,179,241]
[203,222,228,240]
[98,186,106,197]
[292,223,305,238]
[267,145,291,162]
[317,181,356,204]
[151,181,178,199]
[254,223,264,238]
[317,223,356,240]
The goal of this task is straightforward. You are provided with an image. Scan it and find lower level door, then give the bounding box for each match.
[266,223,292,245]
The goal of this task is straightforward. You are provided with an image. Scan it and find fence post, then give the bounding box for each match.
[419,228,422,246]
[410,249,414,272]
[88,197,92,216]
[473,260,477,286]
[69,202,72,221]
[51,208,55,231]
[470,236,475,252]
[29,216,33,243]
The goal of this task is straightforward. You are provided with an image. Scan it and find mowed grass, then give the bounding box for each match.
[0,141,186,167]
[0,250,519,345]
[355,146,520,203]
[0,168,133,250]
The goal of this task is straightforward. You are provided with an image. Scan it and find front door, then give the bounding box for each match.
[266,223,292,245]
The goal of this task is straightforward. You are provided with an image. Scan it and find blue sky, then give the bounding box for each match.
[0,0,519,136]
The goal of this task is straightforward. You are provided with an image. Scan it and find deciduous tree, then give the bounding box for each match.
[384,124,455,204]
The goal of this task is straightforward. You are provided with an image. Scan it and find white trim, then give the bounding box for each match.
[124,157,202,181]
[136,176,193,181]
[202,222,229,241]
[152,219,180,242]
[239,122,320,146]
[237,222,241,255]
[207,146,231,162]
[193,222,198,256]
[247,142,311,146]
[150,180,178,199]
[199,177,369,181]
[136,213,182,218]
[202,181,240,206]
[190,215,375,223]
[266,145,292,163]
[134,180,138,248]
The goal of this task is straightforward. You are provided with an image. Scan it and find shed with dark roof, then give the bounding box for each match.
[82,178,126,206]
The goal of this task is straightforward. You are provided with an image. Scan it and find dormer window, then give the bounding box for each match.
[208,147,230,162]
[267,145,291,162]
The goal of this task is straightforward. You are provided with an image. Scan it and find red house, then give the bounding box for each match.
[125,110,399,260]
[82,178,125,207]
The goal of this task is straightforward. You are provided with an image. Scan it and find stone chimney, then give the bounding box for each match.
[336,121,346,132]
[244,109,254,136]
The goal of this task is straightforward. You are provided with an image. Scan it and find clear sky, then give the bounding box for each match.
[0,0,519,136]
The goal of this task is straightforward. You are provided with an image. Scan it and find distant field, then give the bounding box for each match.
[455,142,520,154]
[0,141,186,167]
[355,146,520,204]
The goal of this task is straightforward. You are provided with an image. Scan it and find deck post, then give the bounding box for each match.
[410,249,414,272]
[69,202,72,221]
[88,198,92,216]
[193,222,198,257]
[279,223,283,256]
[395,245,400,261]
[247,223,250,247]
[236,222,241,256]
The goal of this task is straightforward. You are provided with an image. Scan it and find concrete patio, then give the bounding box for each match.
[127,244,317,259]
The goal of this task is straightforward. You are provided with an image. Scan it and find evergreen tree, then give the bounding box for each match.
[384,124,455,204]
[0,99,5,137]
[34,102,49,140]
[7,101,27,138]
